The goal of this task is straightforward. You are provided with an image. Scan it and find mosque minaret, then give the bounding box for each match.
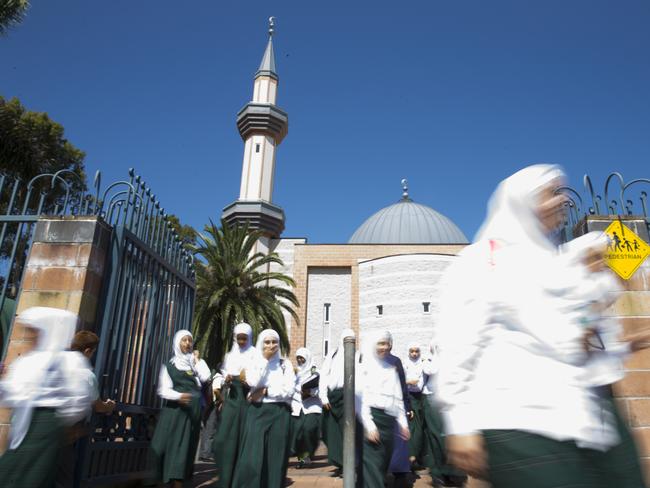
[222,17,288,239]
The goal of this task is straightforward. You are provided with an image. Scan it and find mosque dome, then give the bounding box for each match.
[348,181,469,244]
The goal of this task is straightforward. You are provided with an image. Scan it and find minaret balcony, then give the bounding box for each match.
[222,200,285,238]
[236,103,288,144]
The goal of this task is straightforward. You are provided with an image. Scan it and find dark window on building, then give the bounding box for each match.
[377,305,383,316]
[324,303,331,323]
[255,143,261,153]
[423,302,431,313]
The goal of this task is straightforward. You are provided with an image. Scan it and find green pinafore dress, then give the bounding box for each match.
[150,361,202,483]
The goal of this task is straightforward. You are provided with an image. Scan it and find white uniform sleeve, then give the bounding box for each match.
[212,372,225,390]
[157,365,182,401]
[57,353,93,425]
[435,247,491,436]
[195,359,211,383]
[318,354,332,405]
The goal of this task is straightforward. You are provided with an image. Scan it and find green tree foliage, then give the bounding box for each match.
[0,96,86,187]
[167,214,198,248]
[0,0,29,36]
[191,220,299,367]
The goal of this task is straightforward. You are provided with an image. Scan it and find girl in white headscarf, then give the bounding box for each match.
[435,164,646,488]
[231,329,296,488]
[319,327,355,473]
[0,307,93,487]
[291,347,322,468]
[212,322,256,488]
[356,330,410,488]
[403,343,426,467]
[150,329,211,488]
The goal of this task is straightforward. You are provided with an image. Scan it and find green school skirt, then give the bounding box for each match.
[0,408,64,488]
[292,412,322,459]
[483,429,608,488]
[408,392,425,461]
[359,407,395,488]
[231,402,292,488]
[421,394,465,479]
[322,387,344,468]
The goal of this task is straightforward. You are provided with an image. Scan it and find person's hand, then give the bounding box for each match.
[322,403,331,411]
[623,328,650,352]
[366,429,380,444]
[407,410,414,420]
[103,399,116,414]
[446,434,488,480]
[406,379,418,386]
[225,374,232,383]
[399,425,410,441]
[248,387,267,403]
[178,393,193,405]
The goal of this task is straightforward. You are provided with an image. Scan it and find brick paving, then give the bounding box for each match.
[191,449,488,487]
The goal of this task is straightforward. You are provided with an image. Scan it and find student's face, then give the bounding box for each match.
[296,355,306,366]
[535,177,567,234]
[236,334,249,347]
[376,340,391,359]
[263,337,279,358]
[180,335,193,354]
[409,348,420,360]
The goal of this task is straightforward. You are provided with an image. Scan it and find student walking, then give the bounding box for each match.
[0,307,93,487]
[356,330,410,488]
[403,343,425,468]
[435,164,648,488]
[291,347,322,468]
[231,329,296,488]
[150,329,211,487]
[212,322,256,487]
[319,328,355,475]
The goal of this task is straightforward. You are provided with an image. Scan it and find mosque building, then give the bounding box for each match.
[222,22,469,364]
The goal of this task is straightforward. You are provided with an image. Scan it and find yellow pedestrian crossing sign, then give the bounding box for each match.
[604,221,650,280]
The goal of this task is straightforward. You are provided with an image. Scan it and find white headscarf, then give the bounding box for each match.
[171,329,195,372]
[296,347,314,381]
[404,342,424,387]
[475,164,565,251]
[6,307,81,449]
[256,329,281,363]
[361,330,394,372]
[222,322,256,376]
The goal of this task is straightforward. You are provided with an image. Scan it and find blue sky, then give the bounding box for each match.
[2,1,649,242]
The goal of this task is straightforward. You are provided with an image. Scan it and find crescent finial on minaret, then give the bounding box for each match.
[269,16,275,38]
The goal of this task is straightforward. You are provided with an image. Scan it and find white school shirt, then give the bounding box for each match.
[404,359,425,393]
[157,358,211,401]
[421,357,438,395]
[318,348,345,405]
[292,366,323,415]
[355,356,408,434]
[245,356,296,405]
[435,242,619,451]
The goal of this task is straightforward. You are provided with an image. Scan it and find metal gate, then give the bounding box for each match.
[0,168,195,486]
[0,169,95,355]
[77,169,195,486]
[558,172,650,241]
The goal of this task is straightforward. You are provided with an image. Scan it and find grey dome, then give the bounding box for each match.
[349,199,468,244]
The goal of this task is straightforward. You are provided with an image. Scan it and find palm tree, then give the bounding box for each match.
[191,219,299,367]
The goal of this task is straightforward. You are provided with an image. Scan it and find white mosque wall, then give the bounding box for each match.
[305,267,352,367]
[268,237,306,341]
[358,254,456,359]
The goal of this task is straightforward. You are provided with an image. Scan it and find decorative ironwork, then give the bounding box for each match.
[0,168,195,486]
[556,172,650,240]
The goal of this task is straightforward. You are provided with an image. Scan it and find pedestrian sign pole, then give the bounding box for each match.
[603,220,650,280]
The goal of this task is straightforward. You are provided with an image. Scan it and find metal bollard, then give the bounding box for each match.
[343,334,356,488]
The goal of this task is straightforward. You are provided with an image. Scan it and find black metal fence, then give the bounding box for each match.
[558,172,650,241]
[77,169,195,486]
[0,169,96,355]
[0,168,195,486]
